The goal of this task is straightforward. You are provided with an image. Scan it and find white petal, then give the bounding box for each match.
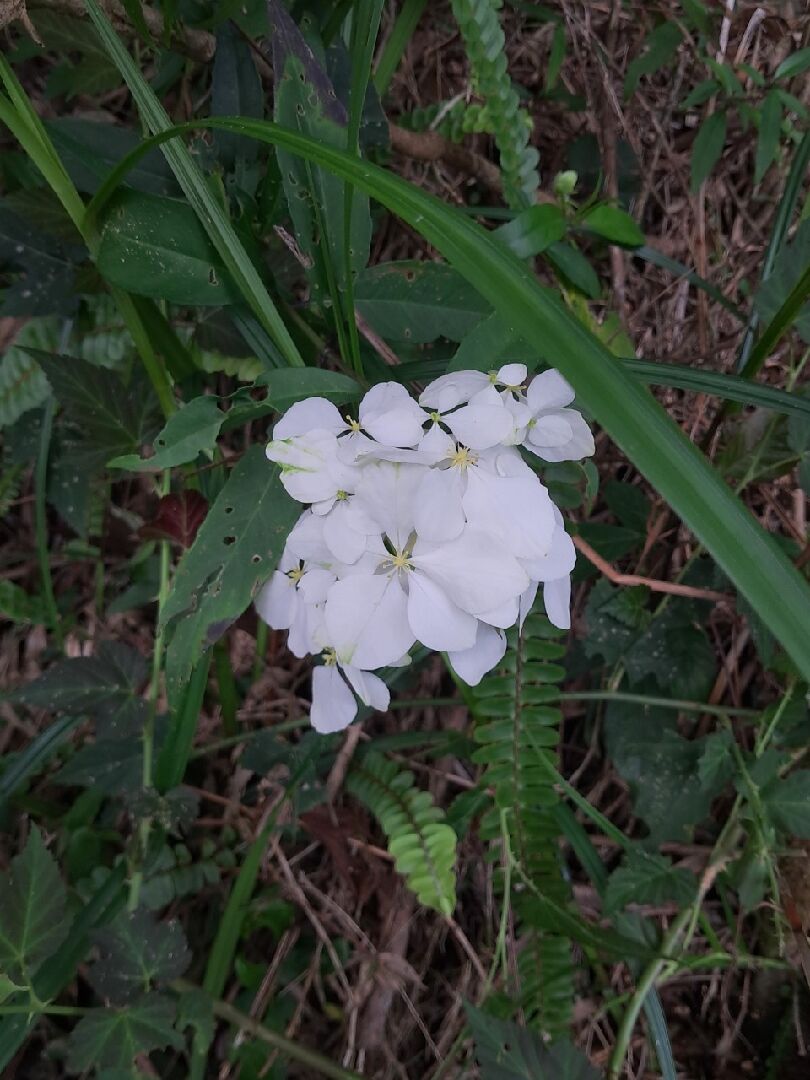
[273,398,344,439]
[325,573,415,669]
[407,571,478,651]
[475,597,519,629]
[444,402,514,450]
[288,600,323,657]
[518,582,539,629]
[418,423,455,462]
[522,523,576,582]
[323,501,368,564]
[298,566,336,605]
[412,528,529,615]
[462,468,555,560]
[286,511,332,563]
[526,368,575,411]
[528,412,573,448]
[447,623,506,686]
[496,363,527,386]
[310,665,357,734]
[342,665,390,711]
[267,430,344,504]
[525,409,595,462]
[255,571,296,630]
[359,382,427,447]
[543,576,571,630]
[353,460,422,550]
[419,371,490,411]
[413,467,466,542]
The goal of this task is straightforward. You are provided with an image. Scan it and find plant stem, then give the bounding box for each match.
[34,397,63,651]
[213,638,239,738]
[172,980,364,1080]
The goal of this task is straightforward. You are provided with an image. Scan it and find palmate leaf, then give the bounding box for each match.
[87,908,191,1004]
[465,1004,600,1080]
[65,993,183,1072]
[0,827,69,981]
[161,447,300,695]
[604,851,696,915]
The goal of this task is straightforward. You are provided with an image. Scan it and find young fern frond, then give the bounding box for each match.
[470,610,574,1034]
[347,750,458,916]
[450,0,540,207]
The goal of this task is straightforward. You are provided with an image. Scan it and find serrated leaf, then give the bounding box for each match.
[3,641,147,721]
[465,1003,599,1080]
[583,204,645,247]
[257,367,362,411]
[0,827,69,981]
[97,190,241,306]
[754,90,782,185]
[109,396,223,471]
[762,771,810,836]
[604,852,696,914]
[28,350,161,470]
[583,580,650,666]
[697,729,735,791]
[354,260,490,343]
[690,111,727,191]
[161,448,299,693]
[624,606,716,700]
[87,908,190,1004]
[65,993,183,1072]
[55,727,153,792]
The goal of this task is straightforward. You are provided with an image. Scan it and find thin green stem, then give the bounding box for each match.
[113,289,176,419]
[0,1004,90,1017]
[34,398,63,651]
[558,690,760,718]
[213,638,239,738]
[252,620,268,683]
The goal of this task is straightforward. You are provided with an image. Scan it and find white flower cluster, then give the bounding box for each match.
[257,365,594,734]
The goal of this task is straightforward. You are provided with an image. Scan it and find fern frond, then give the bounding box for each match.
[347,750,458,916]
[451,0,540,207]
[470,610,574,1034]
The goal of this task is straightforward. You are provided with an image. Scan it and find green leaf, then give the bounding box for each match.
[602,479,650,533]
[775,47,810,82]
[544,241,601,298]
[0,976,25,1006]
[582,204,645,247]
[3,641,147,722]
[161,448,300,694]
[755,218,810,347]
[97,190,240,306]
[449,312,536,373]
[690,111,727,191]
[754,89,783,185]
[0,337,51,431]
[624,22,682,99]
[465,1003,599,1080]
[55,736,147,793]
[0,581,49,626]
[33,12,119,100]
[0,827,69,981]
[604,851,696,914]
[624,606,716,700]
[212,22,262,170]
[583,580,650,666]
[27,350,162,470]
[87,908,191,1004]
[762,771,810,836]
[65,993,183,1072]
[680,79,720,110]
[496,204,567,259]
[697,729,736,791]
[82,112,810,681]
[0,202,83,317]
[46,118,177,197]
[257,367,362,412]
[354,261,490,343]
[109,396,223,471]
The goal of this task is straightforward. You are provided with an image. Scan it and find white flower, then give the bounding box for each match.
[447,622,506,686]
[310,653,390,734]
[265,428,360,506]
[523,369,595,462]
[255,546,329,658]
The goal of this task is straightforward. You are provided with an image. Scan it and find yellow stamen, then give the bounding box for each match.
[449,445,477,470]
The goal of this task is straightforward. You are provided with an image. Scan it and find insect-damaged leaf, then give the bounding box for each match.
[161,447,299,695]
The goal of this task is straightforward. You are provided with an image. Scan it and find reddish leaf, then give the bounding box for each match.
[141,491,209,548]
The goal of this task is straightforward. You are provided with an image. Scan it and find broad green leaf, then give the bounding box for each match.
[624,605,716,700]
[604,852,696,914]
[46,118,177,197]
[161,448,300,694]
[97,190,240,305]
[690,111,727,191]
[82,112,810,680]
[762,771,810,836]
[0,201,83,317]
[754,89,783,185]
[109,396,223,471]
[465,1004,599,1080]
[33,12,119,100]
[0,827,69,981]
[87,908,191,1004]
[583,580,650,666]
[775,47,810,82]
[212,21,262,171]
[496,204,567,258]
[449,312,535,373]
[56,734,152,793]
[257,367,362,412]
[583,204,645,247]
[354,260,490,342]
[602,479,650,534]
[697,730,736,791]
[624,22,682,99]
[544,241,601,298]
[27,350,162,470]
[65,993,183,1072]
[0,581,49,625]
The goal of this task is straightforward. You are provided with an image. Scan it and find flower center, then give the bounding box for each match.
[287,565,304,584]
[322,648,337,666]
[449,445,477,470]
[429,410,442,423]
[335,489,349,501]
[389,550,412,571]
[345,416,362,433]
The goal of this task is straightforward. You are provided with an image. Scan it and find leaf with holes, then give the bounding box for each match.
[97,189,241,305]
[161,447,299,694]
[65,993,183,1072]
[109,396,223,471]
[355,260,491,343]
[26,350,161,471]
[141,490,209,548]
[87,908,191,1004]
[0,827,69,981]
